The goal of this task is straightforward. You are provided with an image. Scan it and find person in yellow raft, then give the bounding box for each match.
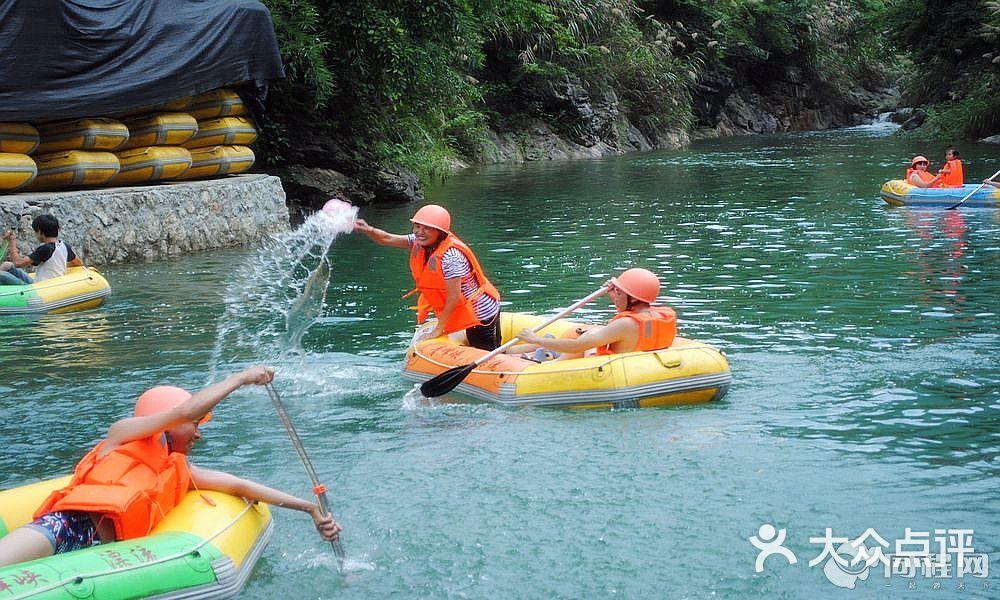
[508,268,678,361]
[0,366,341,568]
[907,155,943,188]
[353,204,503,350]
[935,146,964,188]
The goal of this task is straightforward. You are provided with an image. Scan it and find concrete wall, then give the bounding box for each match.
[0,174,288,265]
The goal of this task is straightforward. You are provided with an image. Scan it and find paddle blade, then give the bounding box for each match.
[420,363,476,398]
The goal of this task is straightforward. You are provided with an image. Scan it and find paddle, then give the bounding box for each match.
[946,169,1000,210]
[0,239,7,262]
[419,285,610,398]
[264,382,346,573]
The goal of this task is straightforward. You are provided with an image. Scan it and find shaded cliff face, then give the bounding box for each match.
[475,66,896,163]
[479,75,689,163]
[274,69,897,209]
[692,67,901,136]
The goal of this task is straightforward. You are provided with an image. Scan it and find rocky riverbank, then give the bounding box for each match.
[0,174,288,266]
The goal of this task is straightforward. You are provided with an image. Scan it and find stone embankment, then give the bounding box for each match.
[0,174,288,265]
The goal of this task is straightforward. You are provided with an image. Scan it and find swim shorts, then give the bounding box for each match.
[26,511,101,553]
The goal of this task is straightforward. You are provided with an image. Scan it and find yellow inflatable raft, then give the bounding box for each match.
[121,112,199,149]
[0,476,272,600]
[0,153,37,191]
[0,122,40,154]
[35,118,129,154]
[880,179,1000,208]
[175,145,254,180]
[187,89,247,120]
[403,312,732,409]
[183,116,257,149]
[109,146,193,186]
[27,151,120,191]
[0,266,111,314]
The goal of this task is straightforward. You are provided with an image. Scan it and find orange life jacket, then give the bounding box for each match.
[595,307,677,356]
[906,168,936,185]
[34,435,192,540]
[936,159,963,188]
[407,234,500,334]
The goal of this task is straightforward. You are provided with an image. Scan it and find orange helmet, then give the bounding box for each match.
[911,155,929,167]
[609,268,660,303]
[134,385,210,423]
[410,204,451,233]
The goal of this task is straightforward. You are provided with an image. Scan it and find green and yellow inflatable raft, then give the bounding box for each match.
[0,267,110,314]
[0,476,272,600]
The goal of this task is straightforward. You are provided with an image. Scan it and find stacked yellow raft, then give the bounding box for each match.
[0,123,40,191]
[403,312,732,409]
[0,476,272,599]
[0,87,257,194]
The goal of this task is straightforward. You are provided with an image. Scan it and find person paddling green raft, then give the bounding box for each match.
[0,366,341,568]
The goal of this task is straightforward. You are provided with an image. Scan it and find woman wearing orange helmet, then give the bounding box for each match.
[907,156,942,188]
[510,268,678,360]
[0,366,341,567]
[354,204,503,350]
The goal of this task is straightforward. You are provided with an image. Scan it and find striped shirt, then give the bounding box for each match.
[409,234,500,322]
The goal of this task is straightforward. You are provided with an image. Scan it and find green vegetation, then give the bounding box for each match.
[258,0,999,186]
[885,0,1000,139]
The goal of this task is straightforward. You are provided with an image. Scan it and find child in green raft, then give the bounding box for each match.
[0,214,83,285]
[0,365,341,568]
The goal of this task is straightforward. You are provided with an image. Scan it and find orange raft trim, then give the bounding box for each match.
[402,312,731,409]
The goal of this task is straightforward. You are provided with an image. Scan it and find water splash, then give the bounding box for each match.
[209,203,358,377]
[401,384,436,410]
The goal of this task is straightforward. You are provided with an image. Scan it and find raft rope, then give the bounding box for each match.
[411,343,711,377]
[15,499,259,598]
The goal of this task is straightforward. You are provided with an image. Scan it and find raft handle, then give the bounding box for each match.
[655,352,682,369]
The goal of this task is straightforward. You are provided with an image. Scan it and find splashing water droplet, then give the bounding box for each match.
[401,384,434,410]
[209,203,358,378]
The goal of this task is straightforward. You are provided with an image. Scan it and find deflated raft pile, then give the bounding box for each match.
[0,476,272,600]
[0,87,257,193]
[404,312,732,409]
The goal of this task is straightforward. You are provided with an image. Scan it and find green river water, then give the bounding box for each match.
[2,123,999,598]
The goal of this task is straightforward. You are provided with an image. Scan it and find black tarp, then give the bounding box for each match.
[0,0,284,122]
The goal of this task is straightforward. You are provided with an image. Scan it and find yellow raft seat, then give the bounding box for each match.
[183,116,257,149]
[0,153,37,191]
[121,112,199,149]
[26,151,119,191]
[109,146,193,186]
[0,122,40,154]
[34,118,129,154]
[403,312,732,409]
[175,145,254,180]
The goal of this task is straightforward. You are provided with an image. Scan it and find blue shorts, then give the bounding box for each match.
[26,511,101,554]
